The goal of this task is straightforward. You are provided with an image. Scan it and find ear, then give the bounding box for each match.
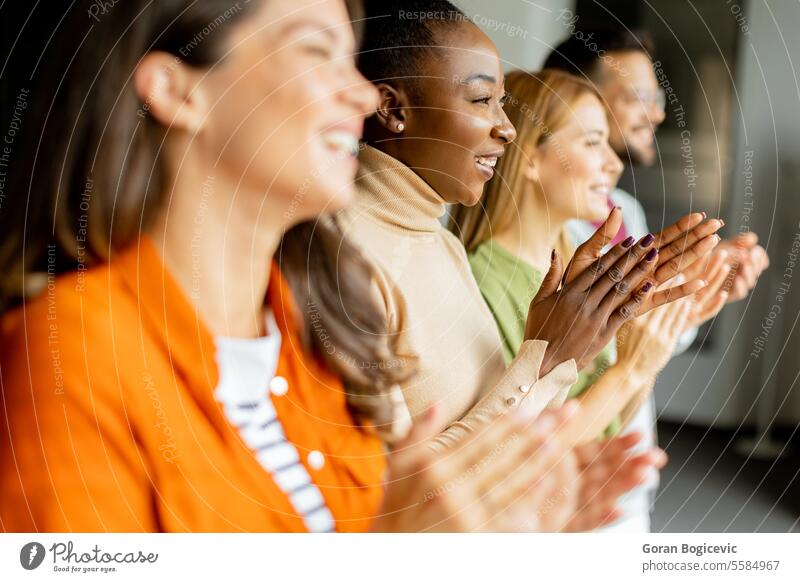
[523,157,541,183]
[373,82,410,134]
[134,51,208,134]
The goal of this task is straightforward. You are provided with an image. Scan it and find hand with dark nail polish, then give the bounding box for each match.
[525,209,663,373]
[639,212,724,313]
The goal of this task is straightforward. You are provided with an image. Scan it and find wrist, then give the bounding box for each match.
[619,357,656,386]
[631,368,657,387]
[539,346,557,377]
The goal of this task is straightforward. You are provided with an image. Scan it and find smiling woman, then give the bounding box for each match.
[335,0,691,452]
[0,0,402,533]
[355,1,516,206]
[339,0,576,447]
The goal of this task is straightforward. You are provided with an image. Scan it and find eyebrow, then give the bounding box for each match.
[461,73,497,85]
[279,19,338,42]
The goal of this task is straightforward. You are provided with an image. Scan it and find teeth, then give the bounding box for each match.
[476,156,498,168]
[322,131,359,158]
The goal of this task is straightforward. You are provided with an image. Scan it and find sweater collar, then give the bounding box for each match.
[353,144,446,233]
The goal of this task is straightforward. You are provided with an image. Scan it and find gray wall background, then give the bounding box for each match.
[454,0,575,71]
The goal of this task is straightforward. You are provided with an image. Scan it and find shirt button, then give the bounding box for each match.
[308,450,325,470]
[505,396,517,407]
[270,376,288,396]
[519,384,531,394]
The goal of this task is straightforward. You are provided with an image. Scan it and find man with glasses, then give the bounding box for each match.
[543,28,768,532]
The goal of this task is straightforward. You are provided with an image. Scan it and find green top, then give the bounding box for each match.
[468,239,620,438]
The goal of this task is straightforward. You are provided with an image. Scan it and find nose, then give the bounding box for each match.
[345,68,380,118]
[648,100,666,126]
[491,109,517,144]
[605,146,624,178]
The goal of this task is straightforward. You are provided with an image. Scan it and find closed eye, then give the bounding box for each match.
[304,44,332,59]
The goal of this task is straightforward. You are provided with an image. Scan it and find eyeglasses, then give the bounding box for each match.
[619,87,666,110]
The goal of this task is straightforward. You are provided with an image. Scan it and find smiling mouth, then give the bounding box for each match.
[475,155,499,179]
[590,185,612,197]
[476,155,498,169]
[321,130,360,159]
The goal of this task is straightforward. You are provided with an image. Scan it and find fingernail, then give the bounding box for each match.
[645,248,658,261]
[701,211,707,219]
[719,219,726,227]
[642,281,653,292]
[621,235,635,248]
[639,234,655,248]
[551,249,556,261]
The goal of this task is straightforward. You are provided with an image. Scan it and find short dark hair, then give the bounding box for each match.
[543,28,656,81]
[357,0,466,98]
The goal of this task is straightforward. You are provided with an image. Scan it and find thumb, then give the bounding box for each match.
[586,206,623,251]
[533,249,563,303]
[565,207,622,283]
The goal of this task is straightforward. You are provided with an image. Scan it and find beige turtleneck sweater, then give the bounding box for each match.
[339,145,578,450]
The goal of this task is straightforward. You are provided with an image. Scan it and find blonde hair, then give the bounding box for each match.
[449,69,601,259]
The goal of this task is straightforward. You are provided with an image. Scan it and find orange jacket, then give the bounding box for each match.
[0,238,385,532]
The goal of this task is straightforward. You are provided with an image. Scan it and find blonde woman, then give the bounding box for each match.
[450,69,731,531]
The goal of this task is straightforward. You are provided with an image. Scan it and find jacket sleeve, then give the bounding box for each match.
[0,315,157,533]
[429,340,577,452]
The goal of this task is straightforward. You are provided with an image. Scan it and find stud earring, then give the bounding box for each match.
[396,123,405,132]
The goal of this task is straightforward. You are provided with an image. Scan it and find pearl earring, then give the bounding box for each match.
[397,123,405,132]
